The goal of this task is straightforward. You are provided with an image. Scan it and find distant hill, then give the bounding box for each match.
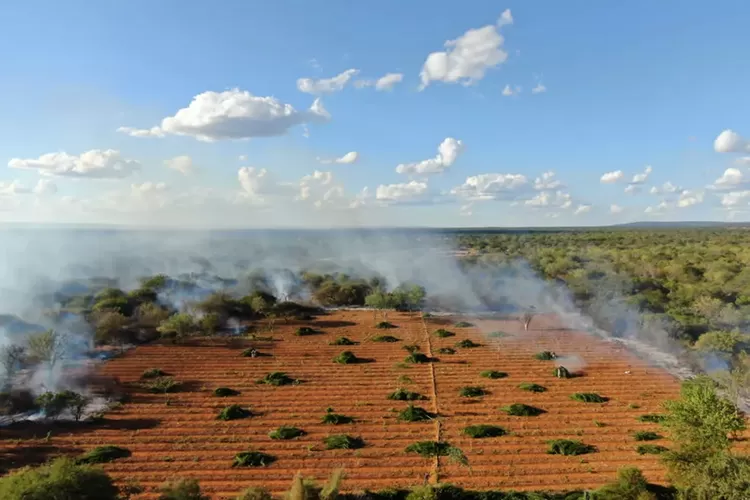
[611,221,747,229]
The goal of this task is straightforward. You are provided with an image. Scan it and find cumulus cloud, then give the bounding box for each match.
[574,204,591,215]
[238,167,274,203]
[624,184,640,195]
[131,182,168,196]
[318,151,359,165]
[534,171,562,190]
[610,204,624,214]
[297,69,359,94]
[9,149,141,178]
[677,189,704,208]
[645,201,670,214]
[164,155,194,175]
[419,11,512,90]
[650,181,680,195]
[0,181,30,196]
[451,173,528,201]
[524,190,573,209]
[531,83,547,94]
[355,73,404,91]
[709,167,750,191]
[714,129,750,153]
[630,165,653,184]
[600,170,624,183]
[396,137,464,175]
[118,89,330,142]
[376,181,428,203]
[33,179,57,196]
[502,84,521,96]
[721,190,750,208]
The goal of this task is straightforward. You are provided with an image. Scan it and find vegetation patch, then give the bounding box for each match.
[295,326,320,336]
[437,347,456,355]
[480,370,508,379]
[398,404,435,422]
[637,444,669,455]
[634,431,663,441]
[333,351,362,364]
[232,450,276,467]
[404,353,433,364]
[501,403,546,416]
[217,404,252,421]
[518,382,547,393]
[546,439,596,456]
[462,425,507,438]
[404,441,468,465]
[141,368,167,379]
[269,426,306,440]
[329,337,357,346]
[402,344,421,353]
[256,372,297,386]
[241,348,270,357]
[434,329,455,338]
[372,335,400,343]
[455,339,481,348]
[487,331,507,338]
[454,321,474,328]
[459,386,487,398]
[77,445,131,464]
[553,366,572,378]
[535,351,558,361]
[142,377,181,394]
[324,434,365,450]
[213,387,240,397]
[321,408,354,425]
[387,388,426,401]
[375,321,397,329]
[570,392,608,403]
[638,413,666,423]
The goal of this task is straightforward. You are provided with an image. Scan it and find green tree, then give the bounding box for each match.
[0,457,118,500]
[157,314,197,341]
[26,330,65,366]
[158,478,209,500]
[92,310,131,347]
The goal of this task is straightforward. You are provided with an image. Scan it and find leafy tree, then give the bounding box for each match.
[92,310,131,346]
[35,390,88,420]
[134,302,171,330]
[157,313,197,341]
[158,478,210,500]
[26,330,65,366]
[199,313,222,335]
[0,457,119,500]
[0,344,25,383]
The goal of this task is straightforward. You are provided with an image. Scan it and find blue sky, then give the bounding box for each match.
[1,1,749,228]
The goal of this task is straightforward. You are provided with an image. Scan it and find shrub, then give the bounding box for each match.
[404,353,432,364]
[0,457,119,500]
[402,344,420,353]
[235,487,272,500]
[518,382,547,393]
[594,467,652,499]
[455,339,480,348]
[404,441,468,465]
[241,348,268,357]
[459,386,487,398]
[487,331,507,338]
[636,444,669,455]
[570,392,608,403]
[257,372,297,386]
[333,351,360,364]
[372,335,400,343]
[398,404,435,422]
[437,347,455,355]
[143,377,181,394]
[534,351,557,360]
[388,388,426,401]
[546,439,596,456]
[141,368,167,379]
[634,431,662,441]
[295,327,320,336]
[462,425,507,438]
[501,403,545,416]
[553,366,572,378]
[375,321,397,329]
[638,414,666,423]
[213,387,240,397]
[158,478,209,500]
[324,435,365,450]
[329,337,357,346]
[77,445,131,464]
[434,329,455,338]
[232,451,276,467]
[454,321,474,328]
[480,370,508,379]
[157,313,197,341]
[217,404,252,421]
[269,426,306,440]
[321,408,353,425]
[35,390,88,420]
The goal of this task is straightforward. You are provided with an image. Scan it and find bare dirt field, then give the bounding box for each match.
[0,310,692,498]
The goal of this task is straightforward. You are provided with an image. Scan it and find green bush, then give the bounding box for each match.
[324,435,365,450]
[636,444,669,455]
[501,403,545,416]
[35,390,88,420]
[217,404,252,421]
[141,368,167,379]
[143,377,181,394]
[633,431,662,441]
[76,445,131,464]
[372,335,400,343]
[321,408,353,425]
[375,322,397,329]
[295,326,320,336]
[570,392,608,403]
[462,425,507,438]
[388,388,426,401]
[241,348,268,357]
[213,387,240,397]
[269,426,306,440]
[487,331,507,338]
[398,404,435,422]
[404,441,468,465]
[534,351,557,361]
[0,457,119,500]
[232,451,276,467]
[454,321,474,328]
[158,478,210,500]
[437,347,455,355]
[402,344,421,353]
[546,439,596,456]
[434,329,455,338]
[329,337,357,346]
[333,351,360,364]
[235,487,272,500]
[256,372,297,386]
[638,414,666,423]
[480,370,508,379]
[553,366,572,378]
[455,339,480,348]
[518,382,546,393]
[404,353,431,364]
[459,386,487,398]
[594,467,653,499]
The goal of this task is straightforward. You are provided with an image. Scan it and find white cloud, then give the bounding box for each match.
[624,184,640,195]
[396,137,464,175]
[600,170,624,183]
[357,73,405,91]
[451,173,528,200]
[574,204,591,215]
[677,189,704,208]
[531,83,547,94]
[0,181,30,196]
[534,171,562,190]
[721,190,750,207]
[164,155,194,175]
[650,181,680,195]
[118,89,330,142]
[9,149,140,178]
[645,201,670,214]
[33,179,57,196]
[238,167,273,203]
[318,151,359,165]
[502,84,521,96]
[709,167,749,190]
[419,11,512,90]
[714,129,750,153]
[297,69,359,95]
[524,190,573,209]
[630,165,653,184]
[736,157,750,166]
[610,204,624,214]
[376,181,428,203]
[132,182,168,196]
